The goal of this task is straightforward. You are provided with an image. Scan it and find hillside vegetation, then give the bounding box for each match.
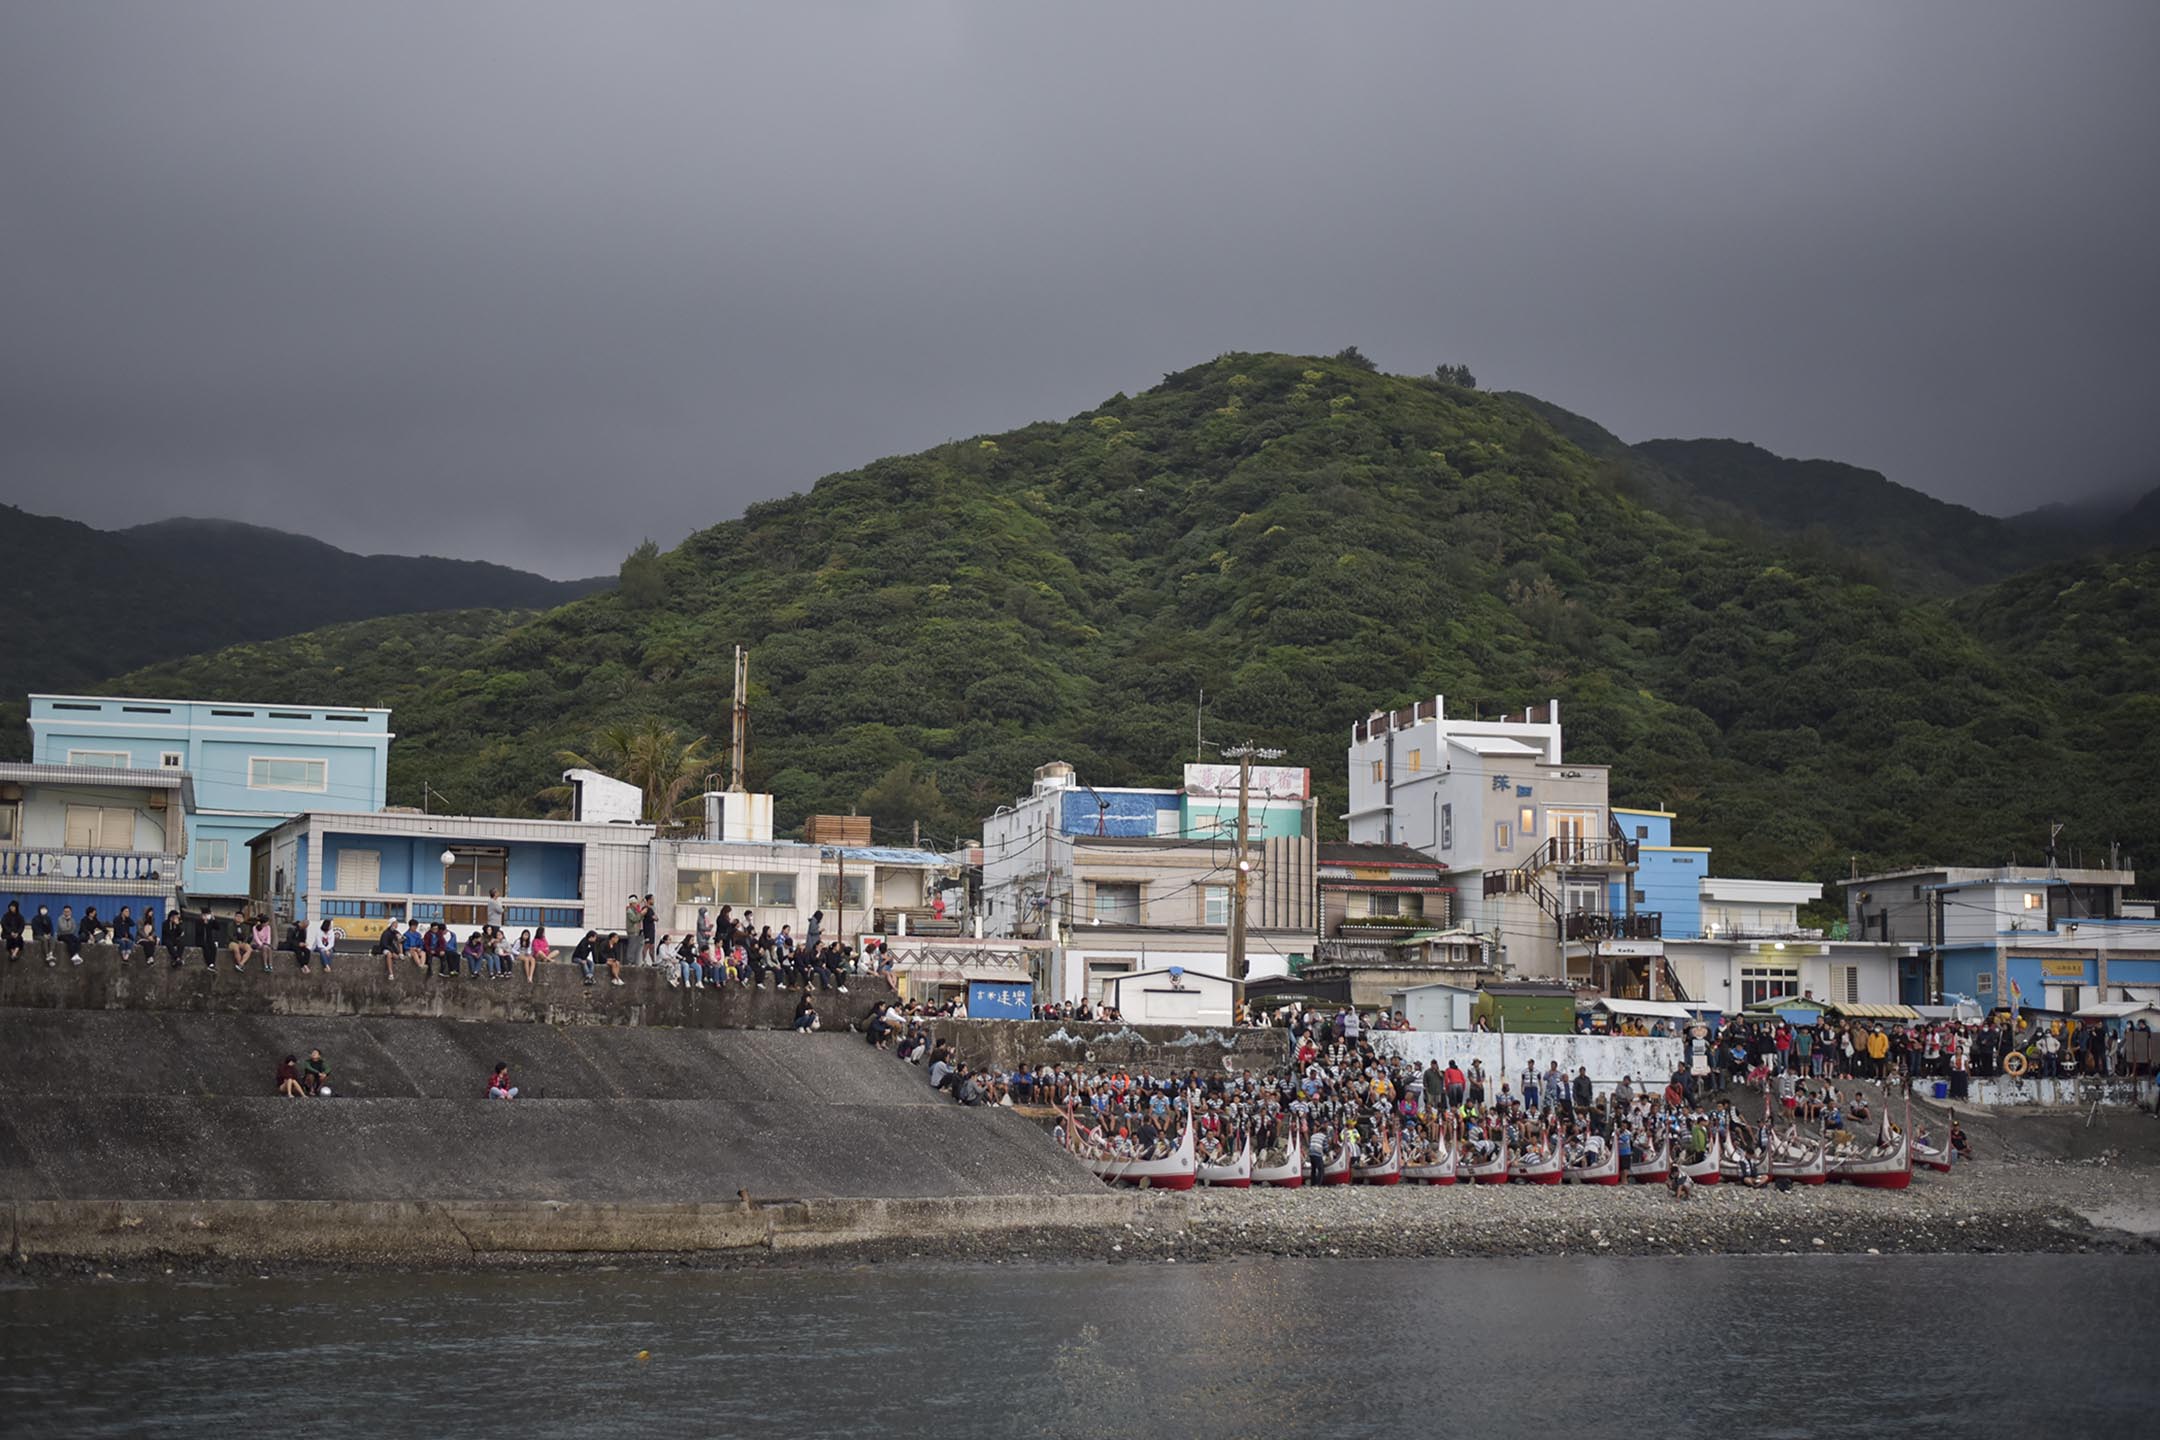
[0,507,606,714]
[101,354,2157,891]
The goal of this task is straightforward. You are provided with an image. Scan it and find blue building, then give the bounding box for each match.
[29,694,391,905]
[1610,807,1709,939]
[251,806,653,937]
[0,761,193,925]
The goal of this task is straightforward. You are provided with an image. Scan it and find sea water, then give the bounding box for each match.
[3,1254,2152,1438]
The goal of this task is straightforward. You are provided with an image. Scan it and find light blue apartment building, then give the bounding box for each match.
[1609,807,1709,939]
[28,695,391,905]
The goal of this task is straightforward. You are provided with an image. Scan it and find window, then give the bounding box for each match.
[64,804,136,850]
[815,873,869,909]
[681,870,802,908]
[1368,891,1400,917]
[334,848,381,893]
[1370,759,1383,783]
[1841,966,1860,1004]
[160,751,185,769]
[1632,890,1647,905]
[67,749,129,769]
[0,803,19,844]
[211,709,255,718]
[2022,892,2043,911]
[1976,972,1994,995]
[1636,824,1649,839]
[1740,966,1800,1008]
[249,756,328,792]
[1438,802,1452,850]
[121,705,171,714]
[1406,748,1422,773]
[1519,806,1537,836]
[1086,958,1134,1005]
[1494,822,1512,851]
[1203,885,1230,926]
[197,839,230,873]
[269,711,312,720]
[1093,882,1141,925]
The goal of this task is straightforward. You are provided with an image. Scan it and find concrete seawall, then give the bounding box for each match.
[0,944,894,1029]
[0,1005,1131,1264]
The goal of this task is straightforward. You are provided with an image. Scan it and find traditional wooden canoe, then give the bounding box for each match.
[1320,1142,1354,1186]
[1562,1139,1622,1185]
[1913,1136,1953,1174]
[1351,1134,1402,1186]
[1828,1113,1911,1189]
[1402,1137,1458,1186]
[1626,1137,1671,1183]
[1078,1112,1198,1191]
[1678,1132,1722,1185]
[1252,1141,1306,1188]
[1463,1138,1512,1185]
[1197,1134,1254,1188]
[1509,1144,1564,1185]
[1769,1132,1828,1184]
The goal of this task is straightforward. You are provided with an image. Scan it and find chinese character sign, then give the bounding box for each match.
[968,980,1034,1020]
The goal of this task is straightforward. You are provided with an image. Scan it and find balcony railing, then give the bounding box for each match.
[1563,911,1664,942]
[0,846,181,883]
[1703,925,1825,942]
[315,892,588,929]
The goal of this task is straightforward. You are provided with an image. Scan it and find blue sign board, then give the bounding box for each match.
[968,980,1034,1020]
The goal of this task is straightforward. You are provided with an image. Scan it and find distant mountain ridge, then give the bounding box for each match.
[89,353,2160,893]
[0,504,610,712]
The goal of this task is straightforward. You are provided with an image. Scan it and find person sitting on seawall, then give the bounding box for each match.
[303,1048,332,1096]
[1,900,23,963]
[956,1066,987,1106]
[172,910,198,969]
[570,930,599,987]
[488,1063,519,1100]
[55,905,83,966]
[276,1055,306,1098]
[377,919,405,980]
[793,995,820,1032]
[311,918,341,973]
[530,926,551,976]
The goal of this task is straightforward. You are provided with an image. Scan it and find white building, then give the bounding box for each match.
[1107,966,1236,1026]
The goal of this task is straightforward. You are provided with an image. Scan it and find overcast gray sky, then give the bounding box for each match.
[4,1,2156,578]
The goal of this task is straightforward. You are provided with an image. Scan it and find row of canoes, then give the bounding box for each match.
[1074,1114,1926,1191]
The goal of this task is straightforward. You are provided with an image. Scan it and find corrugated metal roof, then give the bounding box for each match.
[1597,998,1696,1020]
[826,845,951,866]
[1827,1001,1920,1020]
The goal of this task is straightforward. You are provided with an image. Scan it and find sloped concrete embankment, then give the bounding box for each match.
[0,1011,1137,1263]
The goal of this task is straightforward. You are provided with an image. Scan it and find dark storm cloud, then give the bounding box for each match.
[3,1,2156,576]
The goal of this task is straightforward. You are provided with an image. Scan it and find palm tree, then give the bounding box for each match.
[544,720,713,826]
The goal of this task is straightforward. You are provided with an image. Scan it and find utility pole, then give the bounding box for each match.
[729,646,749,792]
[1222,743,1284,983]
[835,847,847,949]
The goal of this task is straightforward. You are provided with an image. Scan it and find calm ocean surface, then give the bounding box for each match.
[3,1254,2153,1438]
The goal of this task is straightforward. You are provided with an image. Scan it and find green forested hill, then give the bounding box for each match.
[98,354,2157,889]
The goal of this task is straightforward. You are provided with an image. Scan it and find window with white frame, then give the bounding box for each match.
[1975,972,1994,995]
[2021,892,2043,911]
[160,751,186,769]
[0,802,19,844]
[1369,759,1383,783]
[197,839,230,872]
[1494,821,1512,851]
[67,749,129,769]
[1740,965,1800,1008]
[1439,802,1453,851]
[334,848,381,893]
[248,756,328,792]
[1203,885,1230,926]
[1840,965,1860,1003]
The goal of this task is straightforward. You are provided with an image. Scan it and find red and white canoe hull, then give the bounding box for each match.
[1251,1148,1305,1188]
[1563,1146,1622,1185]
[1402,1142,1457,1186]
[1081,1115,1198,1191]
[1352,1138,1402,1186]
[1770,1135,1828,1184]
[1198,1137,1254,1188]
[1510,1151,1563,1185]
[1320,1148,1353,1186]
[1679,1134,1721,1185]
[1914,1143,1952,1174]
[1627,1140,1671,1184]
[1464,1140,1511,1185]
[1828,1126,1911,1189]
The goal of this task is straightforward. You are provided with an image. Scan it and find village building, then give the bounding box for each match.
[28,693,389,908]
[1842,862,2152,1012]
[0,761,195,922]
[981,760,1317,1005]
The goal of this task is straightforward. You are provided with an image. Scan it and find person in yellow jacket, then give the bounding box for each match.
[1866,1027,1890,1080]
